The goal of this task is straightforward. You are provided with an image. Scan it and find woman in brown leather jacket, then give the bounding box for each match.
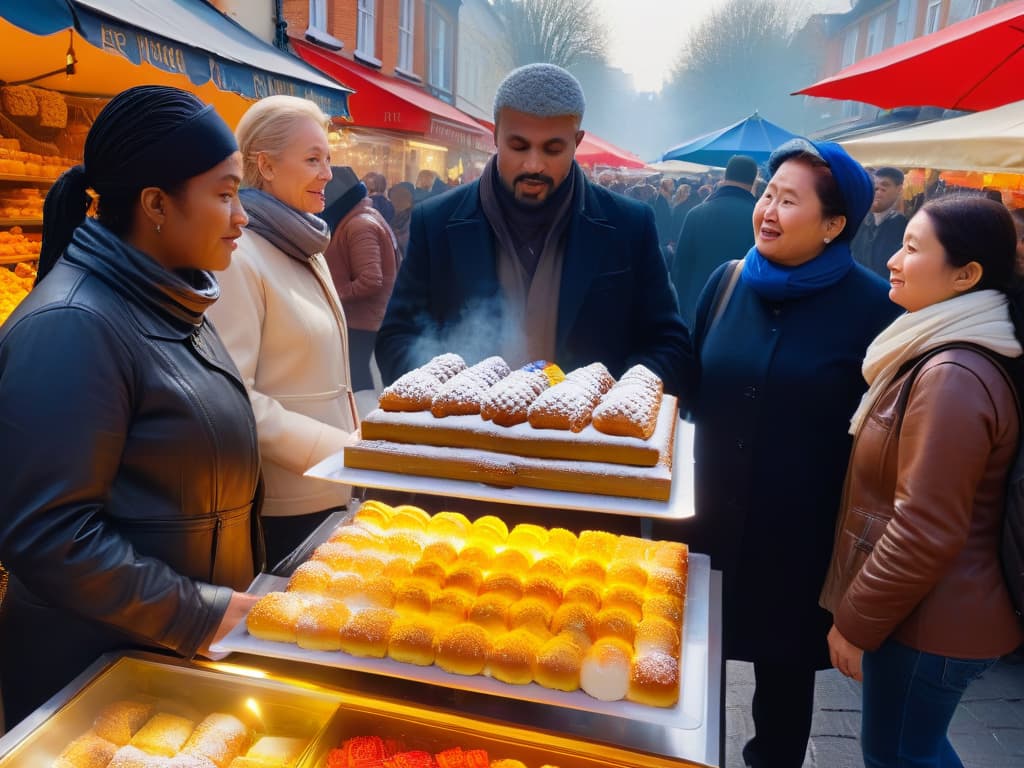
[822,196,1024,768]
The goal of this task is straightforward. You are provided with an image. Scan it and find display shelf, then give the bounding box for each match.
[0,217,42,227]
[0,173,53,185]
[0,254,38,265]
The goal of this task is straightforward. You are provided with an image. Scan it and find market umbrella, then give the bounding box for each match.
[839,98,1024,174]
[794,1,1024,112]
[661,112,798,167]
[575,133,648,169]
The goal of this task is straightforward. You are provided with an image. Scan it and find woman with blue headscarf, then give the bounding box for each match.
[676,139,901,768]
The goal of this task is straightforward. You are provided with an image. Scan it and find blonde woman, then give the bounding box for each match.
[208,95,356,568]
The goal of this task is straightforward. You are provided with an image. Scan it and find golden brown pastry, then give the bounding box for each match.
[591,364,664,439]
[378,353,466,412]
[580,637,632,701]
[435,622,490,676]
[430,356,511,417]
[181,713,252,768]
[338,607,394,658]
[487,629,541,685]
[481,368,551,427]
[93,700,155,746]
[628,650,680,707]
[246,592,309,644]
[295,597,350,652]
[243,736,307,768]
[387,615,438,666]
[534,634,584,692]
[108,745,172,767]
[129,713,195,757]
[53,733,118,768]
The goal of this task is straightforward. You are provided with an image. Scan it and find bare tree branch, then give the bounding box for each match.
[494,0,608,69]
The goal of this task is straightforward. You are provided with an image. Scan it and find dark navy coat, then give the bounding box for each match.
[681,260,901,665]
[375,173,692,396]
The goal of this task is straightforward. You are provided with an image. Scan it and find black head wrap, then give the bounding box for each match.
[37,86,238,284]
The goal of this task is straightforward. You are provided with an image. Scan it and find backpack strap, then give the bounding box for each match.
[700,259,742,346]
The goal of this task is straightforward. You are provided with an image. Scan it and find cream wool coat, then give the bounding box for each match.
[208,229,357,517]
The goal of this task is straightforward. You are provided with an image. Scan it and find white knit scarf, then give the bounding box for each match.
[849,289,1022,435]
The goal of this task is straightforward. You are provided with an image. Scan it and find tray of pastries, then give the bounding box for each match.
[212,502,709,731]
[0,654,342,768]
[338,356,680,503]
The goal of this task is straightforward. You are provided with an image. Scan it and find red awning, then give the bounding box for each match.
[292,38,493,153]
[474,118,646,169]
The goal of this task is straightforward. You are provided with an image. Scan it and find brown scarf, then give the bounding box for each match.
[479,157,580,366]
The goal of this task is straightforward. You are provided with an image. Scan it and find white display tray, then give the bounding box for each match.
[306,419,695,520]
[212,553,710,731]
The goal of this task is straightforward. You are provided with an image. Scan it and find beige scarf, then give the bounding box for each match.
[850,289,1022,435]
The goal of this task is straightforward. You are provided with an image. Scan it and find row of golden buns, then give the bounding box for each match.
[0,260,36,325]
[53,699,308,768]
[247,502,687,707]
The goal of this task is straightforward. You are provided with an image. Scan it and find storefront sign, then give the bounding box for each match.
[427,118,492,154]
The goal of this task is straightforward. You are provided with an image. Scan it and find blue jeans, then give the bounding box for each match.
[861,638,997,768]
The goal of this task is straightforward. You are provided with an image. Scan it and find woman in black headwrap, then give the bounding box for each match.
[0,85,262,726]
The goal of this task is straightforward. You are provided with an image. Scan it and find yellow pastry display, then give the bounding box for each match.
[245,501,689,707]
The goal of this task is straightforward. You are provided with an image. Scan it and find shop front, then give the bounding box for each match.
[292,38,494,190]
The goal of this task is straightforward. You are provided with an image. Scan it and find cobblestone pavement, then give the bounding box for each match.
[724,654,1024,767]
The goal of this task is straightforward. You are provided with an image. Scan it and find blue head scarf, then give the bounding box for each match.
[742,138,874,301]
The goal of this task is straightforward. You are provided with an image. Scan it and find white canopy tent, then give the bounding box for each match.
[840,99,1024,174]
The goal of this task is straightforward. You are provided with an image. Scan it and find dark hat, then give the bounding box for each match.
[724,155,758,186]
[324,166,361,208]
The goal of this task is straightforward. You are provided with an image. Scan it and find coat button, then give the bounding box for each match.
[744,386,758,399]
[736,439,745,449]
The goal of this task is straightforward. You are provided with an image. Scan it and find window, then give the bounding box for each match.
[309,0,326,31]
[949,0,975,23]
[427,6,453,98]
[841,26,858,67]
[398,0,415,74]
[924,0,942,34]
[865,13,886,57]
[357,0,376,60]
[894,0,918,44]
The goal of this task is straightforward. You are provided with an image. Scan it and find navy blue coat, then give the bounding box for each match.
[681,261,901,665]
[375,175,693,395]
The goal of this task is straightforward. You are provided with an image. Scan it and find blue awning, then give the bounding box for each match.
[1,0,352,119]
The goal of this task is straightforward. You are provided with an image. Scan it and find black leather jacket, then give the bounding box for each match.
[0,220,262,724]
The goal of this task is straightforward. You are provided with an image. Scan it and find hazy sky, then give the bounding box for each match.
[594,0,852,92]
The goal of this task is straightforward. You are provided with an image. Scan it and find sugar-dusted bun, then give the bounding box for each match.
[168,753,218,768]
[530,554,569,582]
[647,566,687,601]
[246,592,308,644]
[492,547,531,573]
[388,615,438,666]
[507,598,553,639]
[487,629,541,685]
[339,608,395,658]
[430,589,473,622]
[526,378,597,432]
[467,593,511,634]
[181,713,252,768]
[382,557,414,581]
[431,356,511,417]
[642,594,684,626]
[634,616,681,659]
[602,584,644,622]
[567,556,606,585]
[592,364,663,439]
[545,527,579,557]
[628,651,680,707]
[410,560,447,589]
[327,572,364,601]
[481,368,551,427]
[479,571,523,602]
[444,563,484,596]
[108,745,172,767]
[561,579,602,611]
[648,540,689,571]
[593,607,636,645]
[285,560,333,595]
[244,736,307,768]
[507,523,548,551]
[296,597,350,651]
[471,514,509,542]
[576,530,617,564]
[393,579,434,614]
[580,637,632,701]
[53,733,118,768]
[351,499,395,530]
[614,535,651,562]
[456,542,494,568]
[420,540,459,567]
[327,524,385,552]
[521,574,562,612]
[427,510,473,538]
[130,713,195,757]
[93,700,154,746]
[606,560,648,590]
[351,575,397,610]
[383,530,424,560]
[378,353,468,412]
[435,622,491,676]
[550,602,596,648]
[534,633,584,692]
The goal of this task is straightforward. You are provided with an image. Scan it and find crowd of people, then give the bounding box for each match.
[0,62,1022,768]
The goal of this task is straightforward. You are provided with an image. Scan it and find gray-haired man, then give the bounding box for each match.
[375,63,692,397]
